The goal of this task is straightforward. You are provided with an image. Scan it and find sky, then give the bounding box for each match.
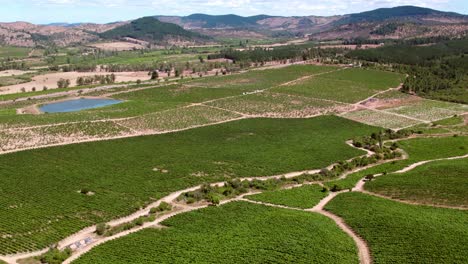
[0,0,466,24]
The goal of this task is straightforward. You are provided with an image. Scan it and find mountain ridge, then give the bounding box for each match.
[0,6,467,47]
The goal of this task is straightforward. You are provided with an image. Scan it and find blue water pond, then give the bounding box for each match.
[40,98,122,113]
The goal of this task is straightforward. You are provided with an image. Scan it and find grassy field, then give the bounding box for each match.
[0,46,31,59]
[325,136,468,190]
[326,192,468,263]
[0,116,377,254]
[366,158,468,208]
[75,201,358,264]
[271,68,403,104]
[245,184,328,209]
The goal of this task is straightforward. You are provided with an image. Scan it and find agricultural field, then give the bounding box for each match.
[0,65,336,128]
[340,109,420,130]
[325,135,468,190]
[271,68,403,104]
[245,184,328,209]
[385,99,468,122]
[366,158,468,208]
[326,192,468,263]
[75,202,358,264]
[207,91,350,118]
[0,46,31,59]
[0,116,377,254]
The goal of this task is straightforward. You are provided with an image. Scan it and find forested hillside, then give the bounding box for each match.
[347,39,468,103]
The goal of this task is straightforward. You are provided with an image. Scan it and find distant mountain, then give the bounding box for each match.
[311,6,468,40]
[44,23,85,27]
[157,6,467,40]
[0,6,466,47]
[338,6,466,24]
[100,17,210,44]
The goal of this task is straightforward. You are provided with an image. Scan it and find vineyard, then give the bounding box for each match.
[0,116,376,254]
[245,184,328,209]
[366,158,468,208]
[326,192,468,263]
[271,68,403,104]
[325,136,468,190]
[74,202,359,264]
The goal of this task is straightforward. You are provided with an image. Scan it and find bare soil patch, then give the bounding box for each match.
[0,70,35,77]
[89,41,146,51]
[0,71,151,94]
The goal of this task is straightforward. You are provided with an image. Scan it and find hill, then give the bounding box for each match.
[0,6,466,47]
[311,6,468,40]
[100,17,210,44]
[158,6,467,40]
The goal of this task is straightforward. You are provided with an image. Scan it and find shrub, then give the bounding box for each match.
[208,194,221,206]
[96,223,108,235]
[40,248,72,264]
[365,174,375,181]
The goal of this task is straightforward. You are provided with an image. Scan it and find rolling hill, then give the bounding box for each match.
[0,6,466,47]
[100,17,210,44]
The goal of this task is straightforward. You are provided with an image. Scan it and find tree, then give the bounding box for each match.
[95,223,108,236]
[110,73,116,83]
[149,70,159,80]
[76,77,84,86]
[57,78,70,89]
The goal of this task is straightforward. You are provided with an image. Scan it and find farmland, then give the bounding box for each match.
[325,136,468,190]
[326,192,468,263]
[245,184,328,209]
[366,158,468,208]
[271,68,403,104]
[74,202,358,264]
[0,57,465,263]
[0,116,376,254]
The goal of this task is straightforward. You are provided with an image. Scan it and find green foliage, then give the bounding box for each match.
[151,202,172,213]
[272,68,403,103]
[0,116,376,253]
[95,223,108,236]
[183,14,271,28]
[370,23,400,35]
[40,248,72,264]
[75,202,358,263]
[100,17,209,43]
[338,6,463,24]
[246,184,328,209]
[326,192,468,263]
[347,39,468,65]
[326,136,468,190]
[367,158,468,207]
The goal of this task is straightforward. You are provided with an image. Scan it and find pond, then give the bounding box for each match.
[39,98,122,113]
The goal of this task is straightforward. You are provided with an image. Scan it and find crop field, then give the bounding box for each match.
[207,91,350,117]
[245,184,328,209]
[0,116,377,254]
[0,46,31,59]
[0,65,338,129]
[74,202,358,264]
[325,135,468,190]
[115,105,241,132]
[326,192,468,263]
[271,68,403,104]
[188,64,338,90]
[340,109,421,129]
[384,99,468,122]
[366,158,468,208]
[0,121,131,152]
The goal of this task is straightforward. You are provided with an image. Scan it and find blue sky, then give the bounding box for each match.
[0,0,466,24]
